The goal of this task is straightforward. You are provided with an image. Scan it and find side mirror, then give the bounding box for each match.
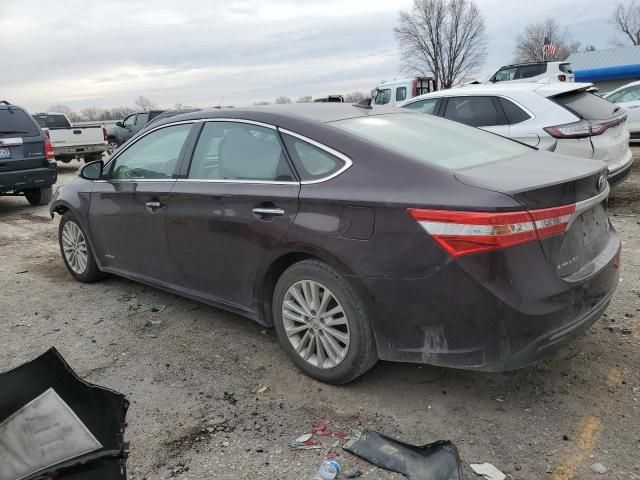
[78,160,104,180]
[116,121,124,128]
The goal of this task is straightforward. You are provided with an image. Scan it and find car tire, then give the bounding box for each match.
[107,140,120,156]
[58,212,105,283]
[24,186,53,206]
[272,259,377,384]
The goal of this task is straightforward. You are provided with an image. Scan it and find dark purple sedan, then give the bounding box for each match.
[50,104,621,384]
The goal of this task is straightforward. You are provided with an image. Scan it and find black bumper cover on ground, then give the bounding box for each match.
[0,348,128,480]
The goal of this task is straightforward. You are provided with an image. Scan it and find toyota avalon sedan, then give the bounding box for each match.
[50,104,621,384]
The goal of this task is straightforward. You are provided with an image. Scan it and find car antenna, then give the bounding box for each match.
[353,98,372,109]
[215,96,224,109]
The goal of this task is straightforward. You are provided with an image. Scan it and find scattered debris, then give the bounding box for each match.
[310,460,340,480]
[15,270,28,274]
[116,293,136,302]
[344,430,462,479]
[590,463,608,474]
[223,391,237,405]
[470,462,506,480]
[289,433,321,450]
[257,385,270,394]
[145,319,163,327]
[150,304,166,313]
[344,468,363,478]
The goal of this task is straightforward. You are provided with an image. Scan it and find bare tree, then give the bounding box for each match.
[343,92,368,103]
[612,1,640,45]
[514,19,580,62]
[394,0,488,89]
[80,107,105,121]
[275,96,292,104]
[134,96,157,111]
[47,104,83,122]
[296,95,313,103]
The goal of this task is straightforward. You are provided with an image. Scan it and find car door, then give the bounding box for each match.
[442,96,510,137]
[166,120,300,311]
[119,114,137,143]
[88,122,195,284]
[606,85,640,136]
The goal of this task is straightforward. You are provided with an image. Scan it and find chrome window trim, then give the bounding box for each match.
[278,128,353,185]
[94,179,176,183]
[175,179,298,185]
[201,118,277,130]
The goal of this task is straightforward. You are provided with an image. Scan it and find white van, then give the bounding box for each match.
[372,77,437,107]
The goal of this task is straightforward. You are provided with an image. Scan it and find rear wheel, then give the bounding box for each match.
[24,186,52,206]
[58,212,105,282]
[273,260,377,384]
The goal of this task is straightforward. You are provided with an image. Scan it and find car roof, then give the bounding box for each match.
[149,103,405,129]
[401,82,594,104]
[496,61,568,69]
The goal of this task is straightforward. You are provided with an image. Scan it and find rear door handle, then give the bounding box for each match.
[252,207,285,217]
[145,201,165,213]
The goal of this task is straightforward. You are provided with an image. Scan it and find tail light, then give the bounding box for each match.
[407,204,576,257]
[44,136,55,160]
[558,74,567,81]
[103,127,108,141]
[544,115,627,139]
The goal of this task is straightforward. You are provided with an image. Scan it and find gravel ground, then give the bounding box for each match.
[1,153,639,480]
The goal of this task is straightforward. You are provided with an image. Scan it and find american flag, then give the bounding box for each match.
[543,36,557,56]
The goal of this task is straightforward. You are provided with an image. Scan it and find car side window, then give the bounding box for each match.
[498,98,531,124]
[516,64,546,79]
[135,113,149,126]
[282,134,345,181]
[607,86,640,103]
[188,122,294,181]
[396,87,407,102]
[123,114,136,128]
[374,89,391,105]
[403,98,439,115]
[444,96,501,127]
[493,67,516,82]
[110,124,192,180]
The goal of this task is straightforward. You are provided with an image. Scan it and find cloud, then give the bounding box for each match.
[0,0,617,111]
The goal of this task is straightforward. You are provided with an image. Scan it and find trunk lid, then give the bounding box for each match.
[454,150,611,278]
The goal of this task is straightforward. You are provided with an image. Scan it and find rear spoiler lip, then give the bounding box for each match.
[536,83,594,98]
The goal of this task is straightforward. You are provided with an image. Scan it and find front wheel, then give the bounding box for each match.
[273,260,377,384]
[24,186,52,206]
[107,140,120,156]
[58,212,105,282]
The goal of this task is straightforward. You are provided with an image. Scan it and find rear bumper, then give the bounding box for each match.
[54,143,107,158]
[607,151,634,187]
[361,231,621,371]
[0,162,58,193]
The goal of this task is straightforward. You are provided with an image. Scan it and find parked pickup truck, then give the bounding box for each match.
[0,101,57,205]
[32,113,108,163]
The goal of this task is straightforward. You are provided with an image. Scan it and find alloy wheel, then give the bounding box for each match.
[282,280,350,369]
[61,221,88,274]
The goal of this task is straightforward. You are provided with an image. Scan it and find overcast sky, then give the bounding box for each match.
[0,0,621,112]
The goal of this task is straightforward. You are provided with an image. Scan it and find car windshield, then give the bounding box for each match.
[0,108,40,137]
[332,113,530,169]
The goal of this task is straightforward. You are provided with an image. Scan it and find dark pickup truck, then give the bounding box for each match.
[0,101,57,205]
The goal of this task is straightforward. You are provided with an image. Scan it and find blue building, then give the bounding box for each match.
[567,46,640,93]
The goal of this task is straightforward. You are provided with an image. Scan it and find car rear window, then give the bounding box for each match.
[332,113,530,169]
[33,114,70,129]
[517,64,546,79]
[0,108,41,138]
[552,91,620,120]
[559,63,572,73]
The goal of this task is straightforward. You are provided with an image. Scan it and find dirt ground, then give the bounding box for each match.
[1,153,639,480]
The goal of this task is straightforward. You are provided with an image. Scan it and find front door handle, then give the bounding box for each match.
[145,200,165,213]
[252,207,285,217]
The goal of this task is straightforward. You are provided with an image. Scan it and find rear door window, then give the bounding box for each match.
[33,114,70,129]
[498,98,531,124]
[443,96,502,127]
[559,63,573,73]
[553,91,620,120]
[374,89,391,105]
[282,133,345,181]
[396,87,407,102]
[516,64,546,79]
[402,98,439,115]
[188,122,294,181]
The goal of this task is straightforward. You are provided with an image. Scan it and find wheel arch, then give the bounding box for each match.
[254,245,374,328]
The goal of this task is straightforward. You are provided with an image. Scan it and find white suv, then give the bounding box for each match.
[488,62,575,84]
[399,82,632,186]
